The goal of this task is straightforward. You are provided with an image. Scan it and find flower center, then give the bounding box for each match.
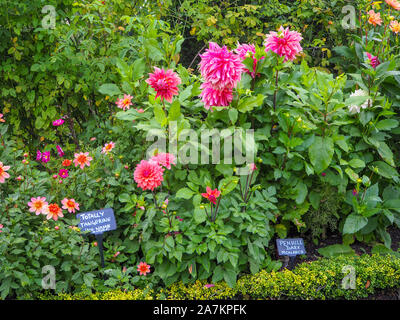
[67,200,75,208]
[49,204,59,214]
[142,169,151,177]
[77,155,86,163]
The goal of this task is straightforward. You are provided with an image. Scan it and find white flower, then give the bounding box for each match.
[348,89,372,114]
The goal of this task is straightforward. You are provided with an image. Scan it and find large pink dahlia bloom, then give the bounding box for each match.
[145,67,181,103]
[264,26,303,62]
[200,82,233,111]
[199,42,244,90]
[234,43,263,78]
[134,160,164,191]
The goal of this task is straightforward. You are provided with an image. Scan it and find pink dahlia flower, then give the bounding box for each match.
[201,186,221,205]
[137,262,151,275]
[73,152,93,169]
[133,160,164,191]
[264,26,303,62]
[44,203,63,221]
[52,119,64,126]
[61,198,80,213]
[235,43,263,78]
[0,162,10,183]
[150,152,176,170]
[56,145,64,157]
[28,197,48,215]
[116,94,133,111]
[145,67,181,103]
[199,42,244,90]
[200,82,233,111]
[366,52,380,69]
[101,141,115,154]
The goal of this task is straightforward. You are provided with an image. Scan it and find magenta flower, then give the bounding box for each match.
[366,52,380,69]
[204,284,215,288]
[264,26,303,62]
[200,82,233,111]
[352,189,358,196]
[41,151,50,163]
[235,43,263,78]
[199,42,244,90]
[58,169,69,179]
[52,119,64,126]
[56,145,64,157]
[36,150,42,161]
[145,67,181,103]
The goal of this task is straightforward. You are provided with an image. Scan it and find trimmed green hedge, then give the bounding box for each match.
[40,254,400,300]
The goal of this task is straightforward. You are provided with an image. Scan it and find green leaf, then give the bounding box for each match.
[348,159,365,168]
[193,208,207,223]
[308,136,334,174]
[309,191,321,210]
[294,181,307,204]
[343,214,368,234]
[223,268,237,288]
[132,58,146,81]
[168,100,181,121]
[371,161,398,181]
[176,188,195,199]
[154,104,167,126]
[318,244,356,258]
[218,177,239,195]
[237,94,264,113]
[98,83,122,97]
[375,119,399,131]
[212,266,224,283]
[228,108,238,124]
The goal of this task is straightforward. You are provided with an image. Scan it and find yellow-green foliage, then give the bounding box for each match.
[164,280,238,300]
[43,254,400,300]
[41,288,154,300]
[237,254,400,300]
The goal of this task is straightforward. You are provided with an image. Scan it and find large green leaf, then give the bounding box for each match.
[98,83,121,96]
[343,214,368,234]
[308,136,334,174]
[318,244,356,258]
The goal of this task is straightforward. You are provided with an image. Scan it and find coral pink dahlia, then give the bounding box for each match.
[28,197,48,215]
[150,152,176,170]
[137,262,151,275]
[0,162,10,183]
[199,42,244,90]
[201,186,221,205]
[133,160,164,191]
[61,198,80,213]
[264,26,303,62]
[200,82,233,111]
[116,94,133,111]
[44,203,64,221]
[101,141,115,154]
[74,152,93,169]
[145,67,181,103]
